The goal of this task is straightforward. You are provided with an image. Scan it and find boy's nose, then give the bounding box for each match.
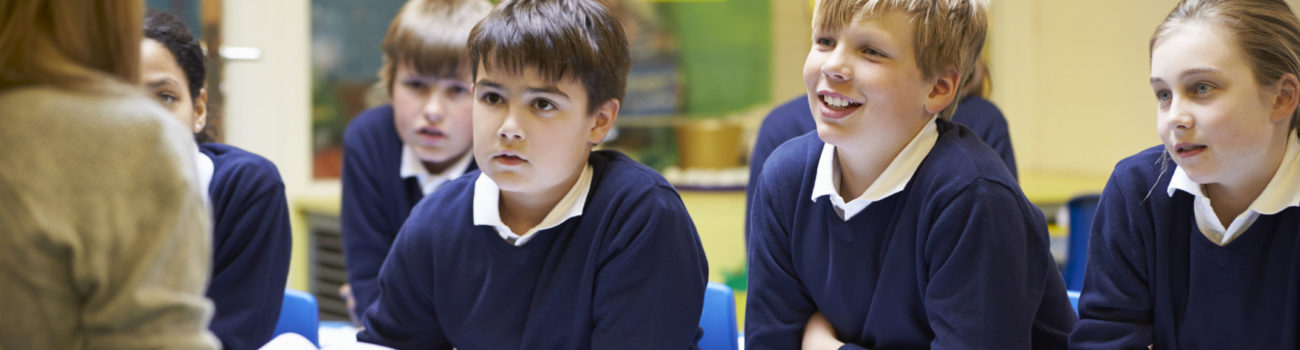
[822,50,852,82]
[497,113,525,142]
[423,97,445,122]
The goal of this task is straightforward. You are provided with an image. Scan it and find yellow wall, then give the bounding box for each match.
[987,1,1172,179]
[221,0,314,290]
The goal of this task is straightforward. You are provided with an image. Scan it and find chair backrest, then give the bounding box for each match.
[1064,194,1101,290]
[1067,290,1081,315]
[697,282,739,350]
[273,289,320,347]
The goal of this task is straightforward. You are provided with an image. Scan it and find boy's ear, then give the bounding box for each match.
[1270,73,1299,124]
[193,87,209,134]
[923,66,961,115]
[587,98,621,145]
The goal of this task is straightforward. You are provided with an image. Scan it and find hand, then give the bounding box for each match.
[803,311,845,350]
[339,283,359,326]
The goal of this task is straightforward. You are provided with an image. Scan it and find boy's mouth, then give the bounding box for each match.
[821,94,862,110]
[492,151,528,166]
[417,127,446,138]
[817,92,863,119]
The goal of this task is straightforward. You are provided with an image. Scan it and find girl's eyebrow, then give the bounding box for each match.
[147,77,182,89]
[1150,67,1223,85]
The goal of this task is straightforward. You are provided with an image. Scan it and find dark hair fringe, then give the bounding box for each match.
[468,0,630,114]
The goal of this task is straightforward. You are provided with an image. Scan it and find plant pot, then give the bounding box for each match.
[675,118,743,169]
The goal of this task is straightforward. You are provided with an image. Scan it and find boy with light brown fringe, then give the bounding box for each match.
[339,0,491,321]
[745,0,1075,348]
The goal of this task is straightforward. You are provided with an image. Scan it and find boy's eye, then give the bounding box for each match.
[450,85,468,95]
[404,80,428,90]
[531,98,556,111]
[479,92,503,105]
[862,47,888,58]
[815,37,835,48]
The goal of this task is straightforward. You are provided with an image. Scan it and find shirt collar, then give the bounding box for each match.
[194,146,213,204]
[400,145,473,195]
[472,164,594,246]
[1254,133,1300,214]
[810,115,940,221]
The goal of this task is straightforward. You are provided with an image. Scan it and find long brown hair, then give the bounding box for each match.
[0,0,144,92]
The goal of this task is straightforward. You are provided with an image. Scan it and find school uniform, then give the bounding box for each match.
[357,150,709,350]
[745,95,1017,241]
[199,142,293,349]
[1070,136,1300,349]
[745,118,1074,349]
[340,104,476,314]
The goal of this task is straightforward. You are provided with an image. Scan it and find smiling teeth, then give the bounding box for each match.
[822,95,858,108]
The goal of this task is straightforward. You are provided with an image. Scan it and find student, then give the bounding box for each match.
[0,0,217,349]
[1071,0,1300,347]
[745,0,1076,348]
[139,9,292,349]
[340,0,491,319]
[356,0,709,348]
[746,61,1017,239]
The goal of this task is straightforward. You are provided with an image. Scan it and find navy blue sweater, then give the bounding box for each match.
[745,119,1074,350]
[1070,146,1300,349]
[199,143,292,349]
[341,105,476,314]
[746,96,1017,240]
[357,150,709,349]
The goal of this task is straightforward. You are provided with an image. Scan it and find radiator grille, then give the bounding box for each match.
[307,212,350,322]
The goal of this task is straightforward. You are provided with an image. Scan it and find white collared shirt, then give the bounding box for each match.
[399,146,473,196]
[1167,134,1300,245]
[194,146,213,204]
[810,116,940,221]
[472,165,593,246]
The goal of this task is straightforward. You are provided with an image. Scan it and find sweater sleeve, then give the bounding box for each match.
[207,167,293,349]
[589,185,709,350]
[356,220,452,350]
[1068,171,1154,349]
[341,128,397,315]
[744,168,819,350]
[921,180,1066,349]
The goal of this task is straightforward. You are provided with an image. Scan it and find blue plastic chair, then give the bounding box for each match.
[1064,194,1101,290]
[273,289,320,346]
[1067,289,1081,315]
[698,282,739,350]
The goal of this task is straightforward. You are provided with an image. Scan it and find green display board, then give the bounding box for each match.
[659,0,771,117]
